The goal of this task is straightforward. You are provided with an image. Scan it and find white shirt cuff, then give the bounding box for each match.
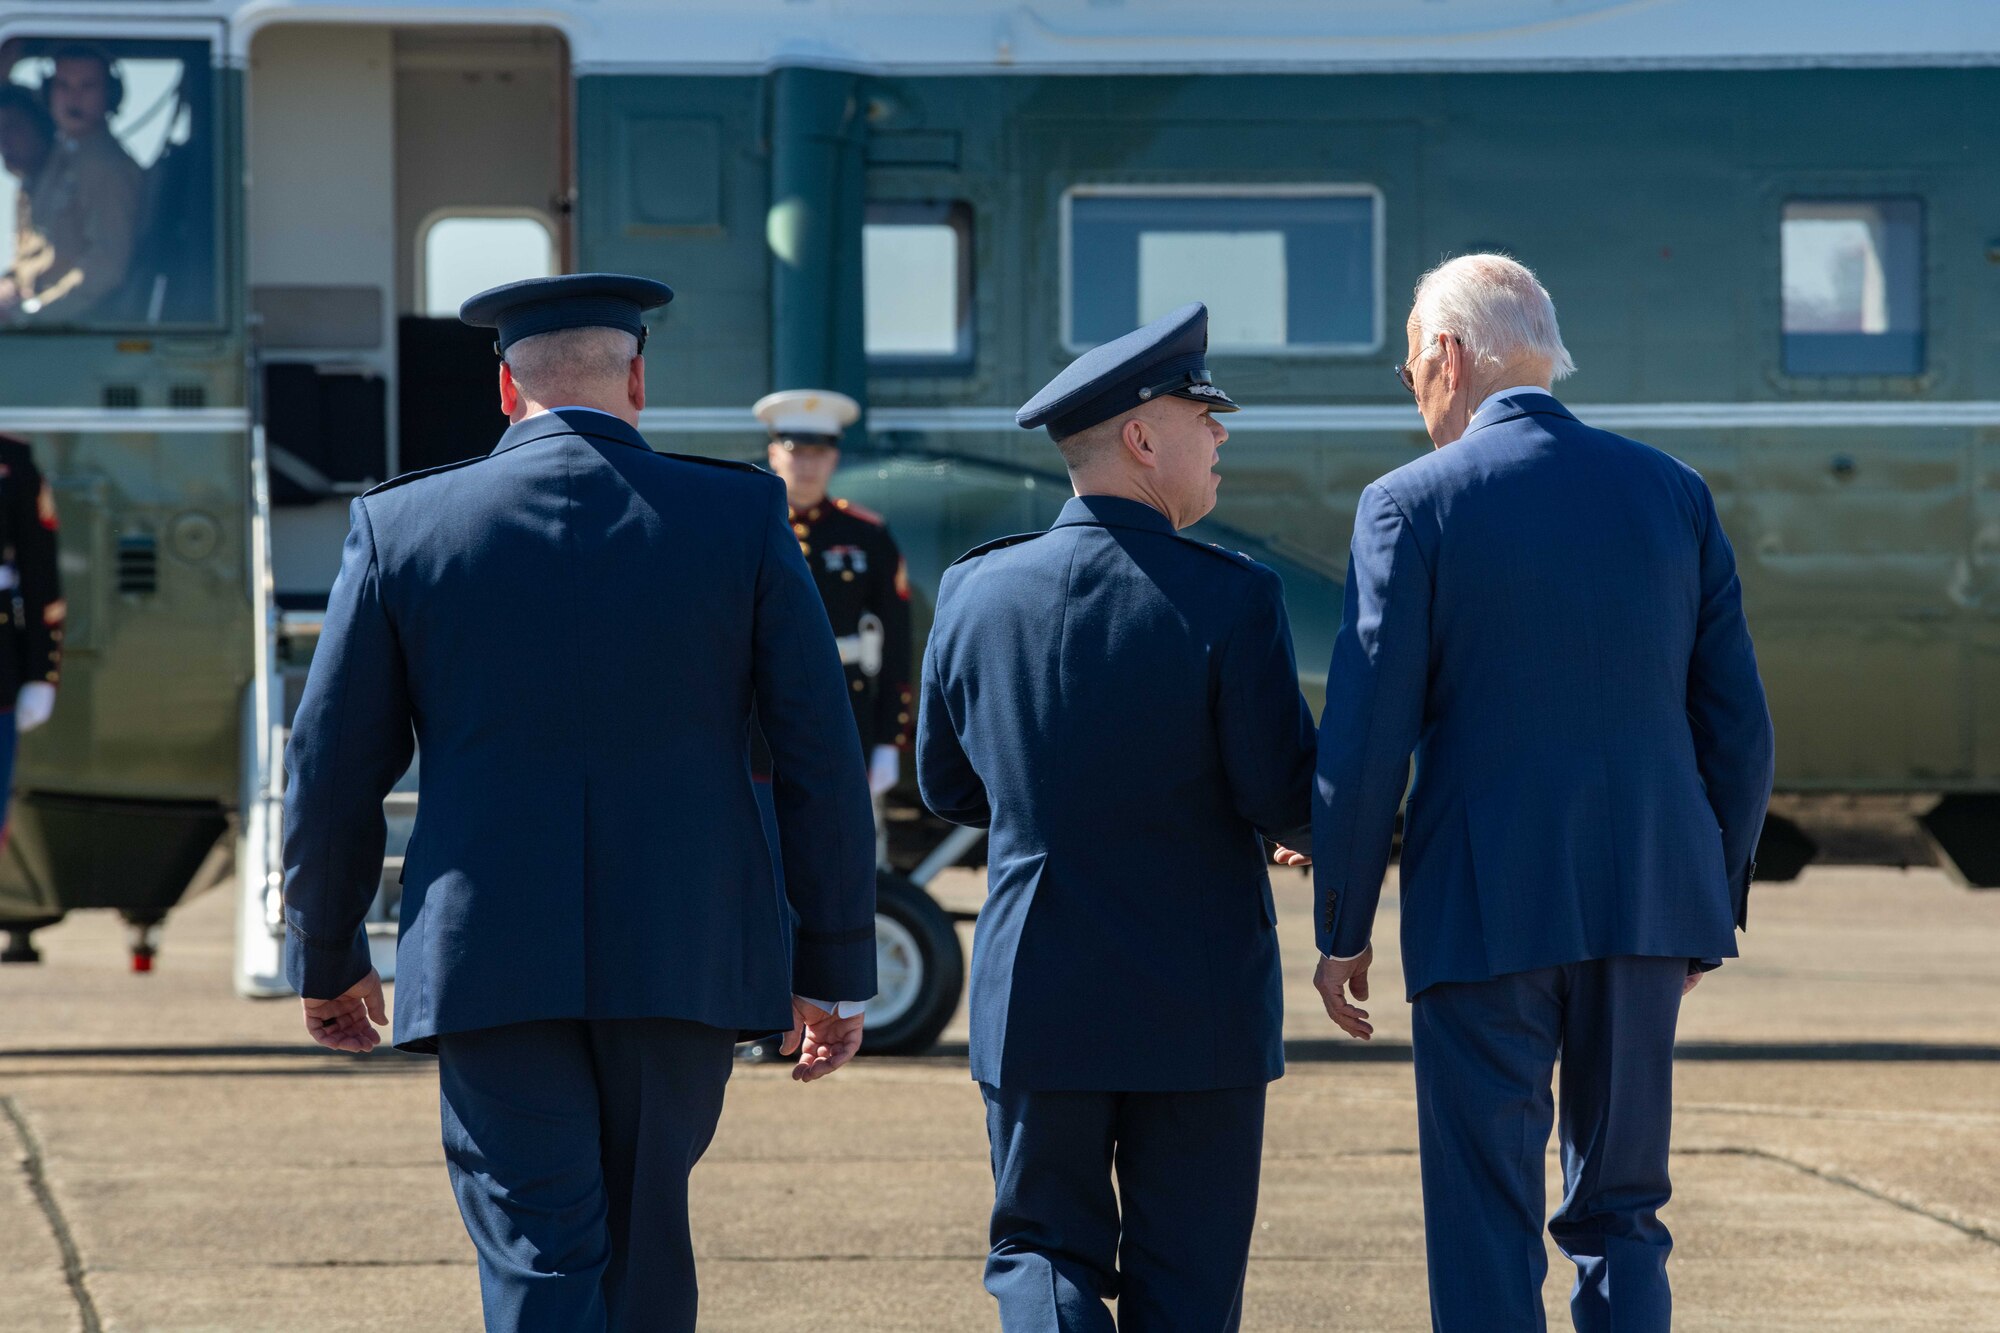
[796,996,868,1019]
[1322,950,1366,964]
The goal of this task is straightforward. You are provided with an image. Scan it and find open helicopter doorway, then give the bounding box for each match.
[245,22,570,607]
[235,23,568,995]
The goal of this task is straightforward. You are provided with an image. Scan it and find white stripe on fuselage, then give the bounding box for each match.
[638,401,2000,435]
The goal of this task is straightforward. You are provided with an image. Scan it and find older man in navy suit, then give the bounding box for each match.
[1312,255,1775,1332]
[919,303,1318,1331]
[281,274,877,1332]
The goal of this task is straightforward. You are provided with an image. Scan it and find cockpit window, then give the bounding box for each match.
[0,37,217,330]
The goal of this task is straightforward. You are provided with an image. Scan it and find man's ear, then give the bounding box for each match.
[628,355,647,413]
[1120,416,1155,469]
[1442,335,1466,393]
[498,362,519,418]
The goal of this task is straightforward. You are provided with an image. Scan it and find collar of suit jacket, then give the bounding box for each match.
[1053,493,1176,536]
[490,407,653,457]
[1462,389,1576,441]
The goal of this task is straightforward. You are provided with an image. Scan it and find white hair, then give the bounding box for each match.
[1412,253,1576,381]
[504,325,640,401]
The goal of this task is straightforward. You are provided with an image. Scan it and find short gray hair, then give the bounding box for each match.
[1053,412,1129,472]
[503,326,640,402]
[1412,254,1576,381]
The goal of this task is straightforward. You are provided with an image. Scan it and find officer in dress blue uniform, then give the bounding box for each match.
[1311,255,1774,1332]
[280,274,877,1332]
[917,303,1318,1332]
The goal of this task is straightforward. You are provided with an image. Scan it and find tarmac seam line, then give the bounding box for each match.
[1687,1145,1999,1247]
[1,1095,103,1333]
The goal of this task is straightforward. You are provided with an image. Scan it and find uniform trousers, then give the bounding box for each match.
[1411,954,1686,1333]
[980,1082,1267,1333]
[435,1016,737,1333]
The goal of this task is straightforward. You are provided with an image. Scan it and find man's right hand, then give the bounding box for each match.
[301,969,387,1053]
[782,998,865,1082]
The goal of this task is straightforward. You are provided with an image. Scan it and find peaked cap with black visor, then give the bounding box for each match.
[1016,302,1238,442]
[459,272,675,357]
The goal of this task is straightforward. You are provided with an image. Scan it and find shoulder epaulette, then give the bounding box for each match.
[831,496,886,526]
[658,451,773,476]
[362,453,491,497]
[1170,532,1264,572]
[948,530,1045,567]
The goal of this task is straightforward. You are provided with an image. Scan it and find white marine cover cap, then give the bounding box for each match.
[753,389,861,441]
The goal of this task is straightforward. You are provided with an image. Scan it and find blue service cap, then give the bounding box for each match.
[459,272,674,354]
[1016,302,1239,441]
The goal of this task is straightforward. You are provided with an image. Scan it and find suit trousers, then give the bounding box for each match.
[436,1017,737,1333]
[1410,954,1686,1333]
[980,1082,1267,1333]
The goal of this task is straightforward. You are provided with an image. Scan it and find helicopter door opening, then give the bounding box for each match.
[236,23,569,995]
[245,23,570,608]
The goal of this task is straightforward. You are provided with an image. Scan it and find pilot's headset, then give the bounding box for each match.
[45,43,126,121]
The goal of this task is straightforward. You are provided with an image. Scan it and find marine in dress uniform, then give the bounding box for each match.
[0,434,63,798]
[750,389,914,879]
[280,274,877,1332]
[917,304,1318,1332]
[1313,258,1774,1332]
[755,391,914,775]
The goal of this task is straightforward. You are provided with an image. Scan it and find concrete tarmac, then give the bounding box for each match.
[3,865,1997,1331]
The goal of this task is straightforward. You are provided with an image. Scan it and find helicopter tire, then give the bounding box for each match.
[861,871,964,1057]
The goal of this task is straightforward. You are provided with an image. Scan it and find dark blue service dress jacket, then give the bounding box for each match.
[1313,392,1776,996]
[918,495,1318,1092]
[282,408,877,1052]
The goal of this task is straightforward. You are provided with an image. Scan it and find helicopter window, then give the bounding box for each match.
[1064,187,1381,354]
[0,37,217,329]
[864,200,974,369]
[1781,199,1923,377]
[421,212,558,316]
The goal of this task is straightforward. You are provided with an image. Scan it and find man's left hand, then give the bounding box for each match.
[783,997,865,1082]
[301,969,388,1053]
[1271,843,1310,867]
[1314,948,1374,1040]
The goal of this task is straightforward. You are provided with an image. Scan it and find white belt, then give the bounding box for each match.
[834,612,885,677]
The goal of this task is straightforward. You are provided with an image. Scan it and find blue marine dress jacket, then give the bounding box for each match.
[1313,392,1776,997]
[919,494,1318,1092]
[282,408,877,1051]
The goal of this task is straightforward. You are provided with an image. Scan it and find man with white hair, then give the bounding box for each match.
[1310,255,1774,1331]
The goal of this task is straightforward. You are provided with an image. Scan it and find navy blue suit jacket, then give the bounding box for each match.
[1313,392,1775,997]
[918,494,1318,1092]
[282,408,877,1051]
